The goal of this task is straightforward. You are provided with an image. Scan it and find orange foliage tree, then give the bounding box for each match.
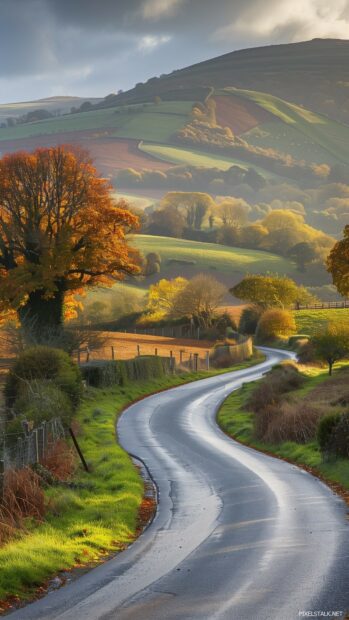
[0,146,140,332]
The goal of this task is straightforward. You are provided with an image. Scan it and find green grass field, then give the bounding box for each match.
[0,101,192,145]
[139,141,281,179]
[226,87,349,164]
[293,309,349,336]
[244,121,339,164]
[134,235,295,278]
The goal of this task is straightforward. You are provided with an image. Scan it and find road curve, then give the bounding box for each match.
[10,348,349,620]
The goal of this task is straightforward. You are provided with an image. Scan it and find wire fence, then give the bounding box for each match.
[0,417,65,472]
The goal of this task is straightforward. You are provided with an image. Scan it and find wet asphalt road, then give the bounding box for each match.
[9,348,349,620]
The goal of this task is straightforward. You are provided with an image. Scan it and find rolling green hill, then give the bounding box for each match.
[134,235,296,284]
[228,88,349,164]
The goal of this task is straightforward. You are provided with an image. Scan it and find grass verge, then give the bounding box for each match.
[217,369,349,497]
[0,356,261,608]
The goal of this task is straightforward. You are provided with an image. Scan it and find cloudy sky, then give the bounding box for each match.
[1,0,349,103]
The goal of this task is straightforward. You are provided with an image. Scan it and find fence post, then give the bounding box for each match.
[69,427,89,473]
[180,350,184,364]
[137,344,140,356]
[38,425,44,461]
[34,429,39,463]
[111,346,115,360]
[155,348,158,356]
[194,353,199,372]
[42,422,46,459]
[86,347,90,363]
[0,459,4,502]
[206,351,210,371]
[189,352,193,370]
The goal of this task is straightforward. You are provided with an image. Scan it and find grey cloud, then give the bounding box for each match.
[1,0,349,103]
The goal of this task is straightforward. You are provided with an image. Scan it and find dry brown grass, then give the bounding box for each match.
[41,440,76,481]
[82,331,213,364]
[262,401,321,444]
[0,468,45,545]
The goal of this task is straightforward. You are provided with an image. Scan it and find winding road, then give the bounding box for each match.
[10,348,349,620]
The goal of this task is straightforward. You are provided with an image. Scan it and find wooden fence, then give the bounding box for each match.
[294,301,349,310]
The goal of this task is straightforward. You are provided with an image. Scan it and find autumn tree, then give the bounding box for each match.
[147,205,185,238]
[217,198,250,227]
[161,192,214,230]
[312,324,349,375]
[172,274,227,328]
[327,224,349,296]
[0,146,140,333]
[231,275,315,310]
[146,277,188,321]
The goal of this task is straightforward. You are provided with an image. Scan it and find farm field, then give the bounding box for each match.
[89,332,213,365]
[134,235,296,283]
[227,87,349,163]
[214,92,273,135]
[0,135,171,177]
[139,142,281,179]
[0,101,192,144]
[293,308,349,335]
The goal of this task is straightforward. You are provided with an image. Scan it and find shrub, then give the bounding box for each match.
[255,309,296,344]
[297,339,317,364]
[262,401,320,443]
[13,380,74,425]
[317,413,343,452]
[81,360,127,388]
[329,413,349,458]
[288,334,310,346]
[5,346,83,411]
[239,305,262,335]
[248,362,304,415]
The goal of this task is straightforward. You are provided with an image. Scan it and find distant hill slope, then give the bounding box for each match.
[0,96,102,122]
[103,39,349,124]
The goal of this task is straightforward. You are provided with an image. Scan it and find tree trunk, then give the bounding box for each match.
[328,361,333,376]
[18,284,65,335]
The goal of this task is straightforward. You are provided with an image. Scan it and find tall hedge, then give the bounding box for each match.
[81,356,173,388]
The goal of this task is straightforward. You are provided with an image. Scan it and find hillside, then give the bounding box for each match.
[101,39,349,124]
[134,234,296,288]
[0,96,102,123]
[1,39,349,243]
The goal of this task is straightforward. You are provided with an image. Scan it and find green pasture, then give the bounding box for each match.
[134,234,295,278]
[139,142,280,179]
[0,101,192,144]
[293,308,349,336]
[224,87,349,164]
